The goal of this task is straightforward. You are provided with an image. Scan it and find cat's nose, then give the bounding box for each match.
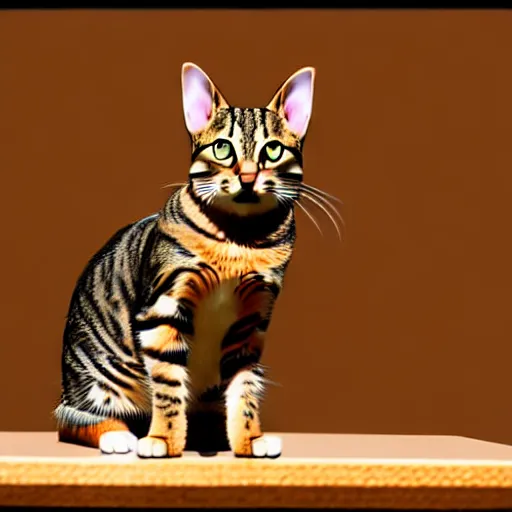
[239,161,258,186]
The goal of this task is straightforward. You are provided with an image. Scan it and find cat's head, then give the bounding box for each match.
[181,62,315,218]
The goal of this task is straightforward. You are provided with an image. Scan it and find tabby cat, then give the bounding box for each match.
[54,62,322,459]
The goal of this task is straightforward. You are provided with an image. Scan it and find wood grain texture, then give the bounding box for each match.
[1,432,512,509]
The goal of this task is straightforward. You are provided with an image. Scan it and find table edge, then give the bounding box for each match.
[2,458,512,509]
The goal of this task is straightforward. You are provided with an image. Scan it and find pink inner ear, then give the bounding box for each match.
[183,67,213,133]
[283,72,313,138]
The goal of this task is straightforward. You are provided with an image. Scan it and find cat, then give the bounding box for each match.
[54,62,326,459]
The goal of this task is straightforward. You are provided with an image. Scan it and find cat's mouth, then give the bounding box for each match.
[232,189,260,204]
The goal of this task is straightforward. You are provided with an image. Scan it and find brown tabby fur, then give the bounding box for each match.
[55,62,321,458]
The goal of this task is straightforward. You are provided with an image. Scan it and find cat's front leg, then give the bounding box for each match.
[135,313,190,458]
[225,365,281,458]
[134,265,217,458]
[223,272,282,458]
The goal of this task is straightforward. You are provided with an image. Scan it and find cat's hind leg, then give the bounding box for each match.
[55,404,137,454]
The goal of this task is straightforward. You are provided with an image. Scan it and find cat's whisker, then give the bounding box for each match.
[298,181,343,205]
[161,182,187,190]
[281,178,343,205]
[302,183,343,205]
[189,178,214,193]
[201,187,218,206]
[271,186,302,204]
[207,193,217,206]
[295,201,323,237]
[195,186,214,193]
[271,191,297,209]
[193,178,214,187]
[298,187,345,230]
[278,180,346,240]
[271,186,331,238]
[194,183,216,196]
[271,190,293,207]
[201,193,215,205]
[300,192,343,241]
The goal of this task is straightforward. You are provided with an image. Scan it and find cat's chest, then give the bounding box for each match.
[164,221,290,276]
[194,277,240,330]
[187,278,240,396]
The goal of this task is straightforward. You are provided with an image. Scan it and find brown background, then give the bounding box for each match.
[1,10,511,444]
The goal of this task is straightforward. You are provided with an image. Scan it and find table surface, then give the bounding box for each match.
[1,431,512,509]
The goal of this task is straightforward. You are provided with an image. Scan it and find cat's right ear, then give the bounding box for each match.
[181,63,229,134]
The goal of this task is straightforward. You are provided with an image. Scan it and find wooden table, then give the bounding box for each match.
[1,432,512,509]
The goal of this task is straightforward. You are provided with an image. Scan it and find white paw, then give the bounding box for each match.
[137,436,168,458]
[251,435,282,458]
[99,431,137,455]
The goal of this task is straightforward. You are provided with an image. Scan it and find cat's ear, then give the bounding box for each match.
[267,67,316,139]
[181,62,229,134]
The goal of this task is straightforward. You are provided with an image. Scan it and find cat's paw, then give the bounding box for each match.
[137,436,168,458]
[99,431,137,455]
[235,435,282,459]
[137,436,186,458]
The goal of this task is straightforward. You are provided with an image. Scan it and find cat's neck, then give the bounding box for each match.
[160,186,294,248]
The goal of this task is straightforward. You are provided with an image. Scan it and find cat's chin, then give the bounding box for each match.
[208,193,281,218]
[232,189,260,204]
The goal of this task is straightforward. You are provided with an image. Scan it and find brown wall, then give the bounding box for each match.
[1,10,512,444]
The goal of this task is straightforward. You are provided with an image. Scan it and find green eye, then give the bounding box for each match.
[264,141,284,162]
[213,140,233,160]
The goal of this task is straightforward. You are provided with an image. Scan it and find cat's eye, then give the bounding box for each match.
[264,141,284,162]
[213,139,233,161]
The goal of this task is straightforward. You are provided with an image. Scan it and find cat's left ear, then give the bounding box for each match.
[266,67,316,139]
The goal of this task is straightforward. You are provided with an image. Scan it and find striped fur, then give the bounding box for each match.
[55,63,316,458]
